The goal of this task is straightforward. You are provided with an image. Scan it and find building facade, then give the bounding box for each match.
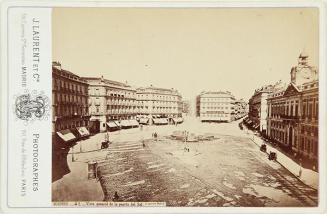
[84,77,138,132]
[267,52,318,168]
[196,91,236,122]
[136,85,183,119]
[52,62,90,182]
[248,85,275,134]
[181,100,191,116]
[52,62,90,140]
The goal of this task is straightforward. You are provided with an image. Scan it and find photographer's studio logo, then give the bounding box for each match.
[14,90,50,123]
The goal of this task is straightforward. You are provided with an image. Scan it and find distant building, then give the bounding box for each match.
[233,99,248,120]
[196,91,236,122]
[181,100,191,115]
[136,85,183,124]
[267,52,318,169]
[83,77,138,132]
[248,84,275,134]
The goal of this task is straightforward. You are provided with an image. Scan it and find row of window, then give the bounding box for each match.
[294,137,318,156]
[55,120,89,131]
[202,107,230,110]
[201,113,230,117]
[269,97,318,119]
[269,128,318,156]
[137,94,180,101]
[270,129,284,142]
[201,102,231,106]
[53,106,88,117]
[95,106,179,113]
[53,93,87,104]
[53,79,87,94]
[105,105,178,110]
[270,122,318,137]
[270,103,299,117]
[201,98,231,101]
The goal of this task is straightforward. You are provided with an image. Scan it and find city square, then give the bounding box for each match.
[52,117,318,206]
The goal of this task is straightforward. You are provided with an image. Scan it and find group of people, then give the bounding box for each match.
[184,130,189,142]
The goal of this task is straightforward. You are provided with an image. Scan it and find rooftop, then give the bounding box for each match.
[82,76,132,89]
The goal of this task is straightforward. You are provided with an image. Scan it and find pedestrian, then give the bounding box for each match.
[113,191,119,201]
[298,166,302,177]
[142,141,146,148]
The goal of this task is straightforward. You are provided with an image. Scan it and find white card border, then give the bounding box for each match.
[1,0,327,213]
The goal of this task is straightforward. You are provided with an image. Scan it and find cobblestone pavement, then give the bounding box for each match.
[95,119,318,207]
[54,117,318,206]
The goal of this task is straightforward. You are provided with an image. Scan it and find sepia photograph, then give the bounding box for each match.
[51,7,319,207]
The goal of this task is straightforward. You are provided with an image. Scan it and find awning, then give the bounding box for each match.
[77,127,90,137]
[107,121,118,128]
[153,118,168,125]
[57,129,76,142]
[161,118,168,124]
[129,119,139,126]
[120,120,131,127]
[173,118,183,123]
[153,118,161,124]
[139,118,149,124]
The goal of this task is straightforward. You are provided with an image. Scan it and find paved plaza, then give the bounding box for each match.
[52,117,318,207]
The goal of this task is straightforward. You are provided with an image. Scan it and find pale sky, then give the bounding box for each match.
[52,7,318,101]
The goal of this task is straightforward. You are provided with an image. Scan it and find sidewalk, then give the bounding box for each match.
[52,152,104,201]
[244,129,318,190]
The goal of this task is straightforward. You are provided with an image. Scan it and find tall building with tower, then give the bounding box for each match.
[267,52,318,169]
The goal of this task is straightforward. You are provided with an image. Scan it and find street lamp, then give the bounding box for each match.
[72,146,75,162]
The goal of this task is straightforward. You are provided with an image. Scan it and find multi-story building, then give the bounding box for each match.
[84,76,138,132]
[233,99,248,120]
[267,52,318,168]
[196,91,236,122]
[52,62,90,182]
[181,100,191,115]
[136,85,183,124]
[248,84,275,134]
[52,62,90,142]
